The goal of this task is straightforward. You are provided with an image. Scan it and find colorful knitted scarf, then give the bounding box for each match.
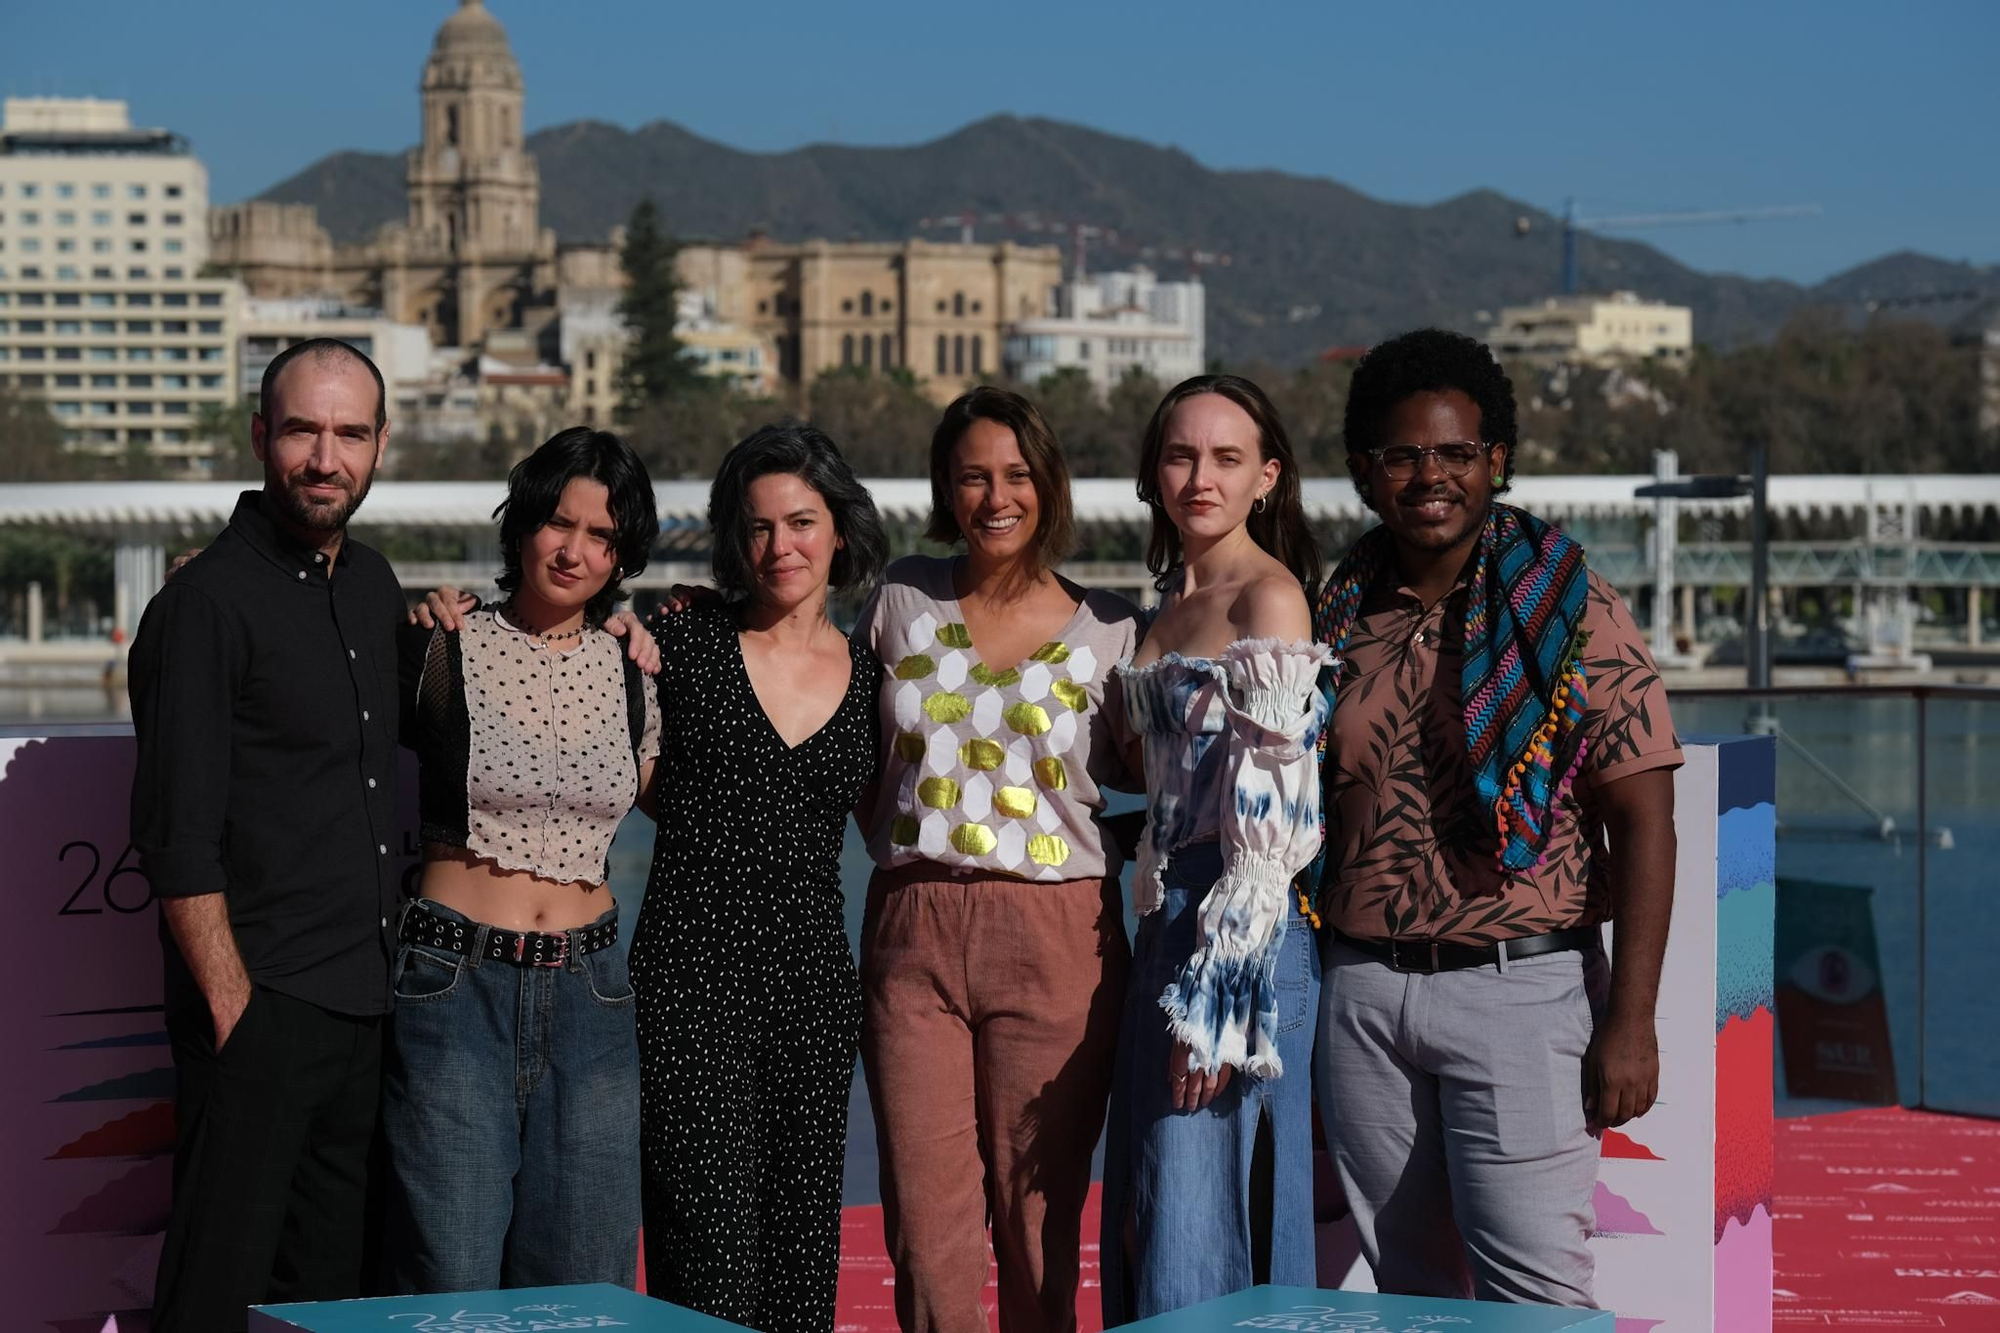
[1313,503,1591,874]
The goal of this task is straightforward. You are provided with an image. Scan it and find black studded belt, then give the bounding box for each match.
[399,899,619,969]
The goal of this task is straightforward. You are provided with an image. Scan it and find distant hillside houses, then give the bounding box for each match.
[1486,292,1694,369]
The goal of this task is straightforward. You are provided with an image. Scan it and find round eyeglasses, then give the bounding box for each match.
[1365,442,1491,480]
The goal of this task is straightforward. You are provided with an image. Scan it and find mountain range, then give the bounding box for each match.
[255,114,1997,365]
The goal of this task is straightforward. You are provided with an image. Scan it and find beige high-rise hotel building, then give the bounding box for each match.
[0,97,241,466]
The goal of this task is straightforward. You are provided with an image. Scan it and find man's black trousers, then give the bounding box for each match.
[153,986,382,1333]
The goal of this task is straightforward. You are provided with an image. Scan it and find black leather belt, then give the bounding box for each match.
[1333,924,1600,974]
[399,900,618,969]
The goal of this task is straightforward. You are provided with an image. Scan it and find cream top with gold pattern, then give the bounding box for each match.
[855,555,1143,881]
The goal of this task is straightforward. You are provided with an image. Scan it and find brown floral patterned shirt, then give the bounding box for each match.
[1321,566,1681,944]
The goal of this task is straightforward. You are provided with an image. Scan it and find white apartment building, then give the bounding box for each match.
[1005,266,1205,393]
[0,97,241,469]
[240,297,434,405]
[1485,291,1694,368]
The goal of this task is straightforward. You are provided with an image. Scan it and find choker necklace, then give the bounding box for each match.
[499,600,587,645]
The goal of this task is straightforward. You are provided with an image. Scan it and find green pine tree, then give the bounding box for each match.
[613,198,701,422]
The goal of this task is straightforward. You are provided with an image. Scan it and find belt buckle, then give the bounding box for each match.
[1388,938,1441,973]
[512,933,570,968]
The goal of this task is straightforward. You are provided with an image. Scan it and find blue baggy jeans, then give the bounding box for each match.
[1101,842,1322,1324]
[380,898,642,1293]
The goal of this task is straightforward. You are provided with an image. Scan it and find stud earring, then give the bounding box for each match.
[1491,473,1504,487]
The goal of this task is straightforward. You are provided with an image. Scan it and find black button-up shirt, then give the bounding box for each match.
[129,490,404,1016]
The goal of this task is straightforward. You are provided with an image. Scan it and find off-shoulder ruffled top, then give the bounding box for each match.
[1116,637,1331,1076]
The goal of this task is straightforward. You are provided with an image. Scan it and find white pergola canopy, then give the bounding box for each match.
[3,475,1996,538]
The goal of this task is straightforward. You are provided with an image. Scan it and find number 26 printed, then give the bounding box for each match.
[57,840,154,915]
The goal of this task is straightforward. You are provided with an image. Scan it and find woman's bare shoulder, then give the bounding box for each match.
[1231,567,1312,642]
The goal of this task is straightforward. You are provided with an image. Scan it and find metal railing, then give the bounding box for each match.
[1672,684,1999,1117]
[1588,542,2000,587]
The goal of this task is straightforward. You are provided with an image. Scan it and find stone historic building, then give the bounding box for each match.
[705,238,1060,392]
[207,0,1066,408]
[209,0,561,352]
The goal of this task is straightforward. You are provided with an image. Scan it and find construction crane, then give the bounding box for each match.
[913,210,1228,280]
[1515,199,1821,294]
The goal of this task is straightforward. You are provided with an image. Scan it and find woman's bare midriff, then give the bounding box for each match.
[418,844,613,932]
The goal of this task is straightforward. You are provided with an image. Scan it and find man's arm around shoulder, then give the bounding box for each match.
[129,582,254,1046]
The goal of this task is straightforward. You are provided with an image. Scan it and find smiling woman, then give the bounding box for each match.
[851,387,1143,1333]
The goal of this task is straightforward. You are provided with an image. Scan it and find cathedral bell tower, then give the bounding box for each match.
[404,0,540,346]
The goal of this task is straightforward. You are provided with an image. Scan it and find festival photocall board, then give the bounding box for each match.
[1589,736,1777,1333]
[3,730,1774,1332]
[0,730,423,1333]
[1322,739,1776,1333]
[1117,1285,1613,1332]
[252,1283,735,1333]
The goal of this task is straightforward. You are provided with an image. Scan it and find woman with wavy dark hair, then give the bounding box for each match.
[630,422,888,1333]
[384,427,662,1293]
[1101,375,1331,1321]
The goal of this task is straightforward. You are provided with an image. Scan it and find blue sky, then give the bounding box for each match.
[3,0,1994,287]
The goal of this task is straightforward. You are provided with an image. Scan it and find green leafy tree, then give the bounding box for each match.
[805,366,940,475]
[613,198,701,421]
[624,382,776,482]
[387,427,530,481]
[1506,313,1993,479]
[0,381,83,481]
[194,398,261,480]
[1253,358,1354,475]
[0,528,113,626]
[1101,366,1165,471]
[1021,366,1160,479]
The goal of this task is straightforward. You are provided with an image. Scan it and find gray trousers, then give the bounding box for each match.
[1313,937,1610,1306]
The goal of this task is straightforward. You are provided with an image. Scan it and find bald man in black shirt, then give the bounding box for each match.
[131,338,403,1331]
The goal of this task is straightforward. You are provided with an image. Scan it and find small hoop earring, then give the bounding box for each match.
[1254,493,1269,514]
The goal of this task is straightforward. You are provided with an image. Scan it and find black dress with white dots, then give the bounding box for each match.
[631,604,882,1333]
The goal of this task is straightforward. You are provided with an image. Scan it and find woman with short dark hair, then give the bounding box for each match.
[630,422,887,1333]
[854,386,1141,1333]
[385,426,663,1292]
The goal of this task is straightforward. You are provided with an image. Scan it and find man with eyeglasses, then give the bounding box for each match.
[1309,328,1681,1307]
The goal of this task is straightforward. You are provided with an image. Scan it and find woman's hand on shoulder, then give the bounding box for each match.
[1234,573,1312,645]
[409,586,479,630]
[604,609,662,675]
[649,583,720,621]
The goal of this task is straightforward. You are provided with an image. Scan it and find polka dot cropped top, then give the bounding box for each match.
[398,610,661,887]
